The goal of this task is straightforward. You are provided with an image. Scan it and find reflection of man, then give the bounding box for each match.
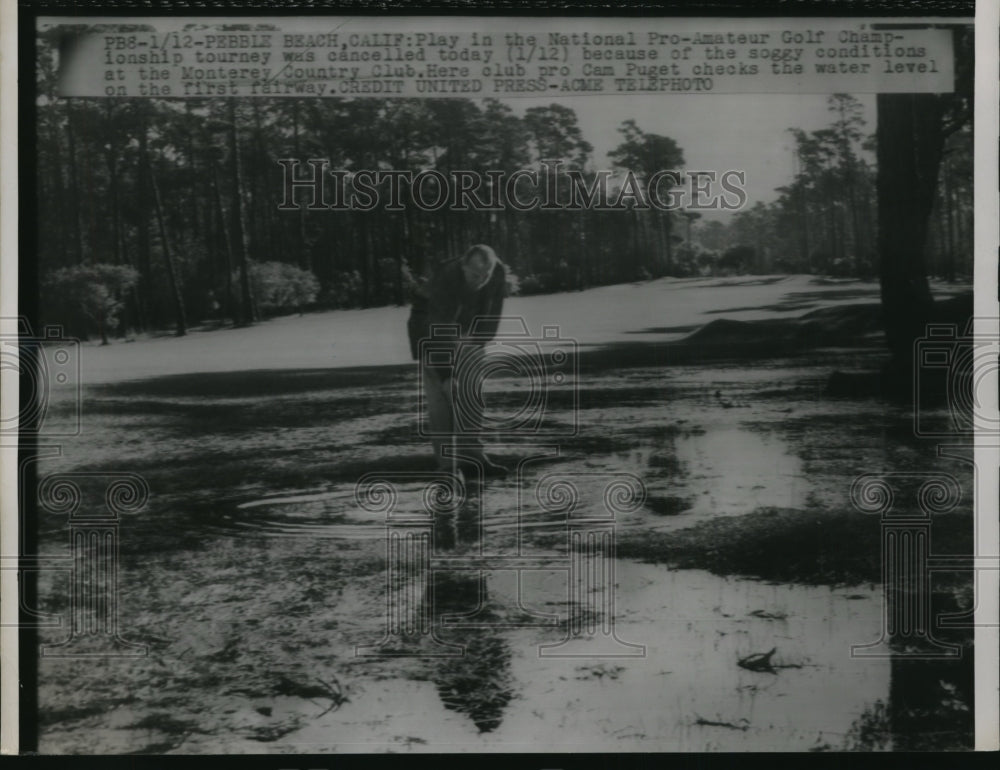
[408,245,510,478]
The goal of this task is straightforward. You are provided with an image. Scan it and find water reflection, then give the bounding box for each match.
[194,435,971,750]
[288,562,897,751]
[432,631,514,733]
[656,425,807,516]
[212,424,807,542]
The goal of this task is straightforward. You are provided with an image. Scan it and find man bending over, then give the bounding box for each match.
[408,244,510,479]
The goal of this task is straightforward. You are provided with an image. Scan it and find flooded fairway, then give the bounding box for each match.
[336,563,890,752]
[30,277,975,753]
[156,561,890,753]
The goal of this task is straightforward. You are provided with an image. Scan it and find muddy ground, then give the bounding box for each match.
[30,276,975,752]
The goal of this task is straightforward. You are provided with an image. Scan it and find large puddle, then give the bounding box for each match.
[174,560,890,753]
[212,424,809,544]
[669,426,807,514]
[174,426,889,751]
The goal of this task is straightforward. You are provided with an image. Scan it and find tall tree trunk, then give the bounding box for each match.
[135,109,152,331]
[403,186,420,279]
[47,124,68,267]
[370,215,383,304]
[942,153,956,283]
[103,103,121,267]
[629,209,641,278]
[227,102,257,326]
[150,169,187,337]
[185,103,202,249]
[250,101,265,264]
[393,213,405,306]
[876,92,945,381]
[65,101,84,264]
[211,163,235,323]
[955,189,968,276]
[292,101,310,271]
[107,155,121,264]
[103,106,129,337]
[836,101,864,277]
[356,214,370,308]
[845,166,863,276]
[825,198,839,264]
[929,207,944,278]
[663,212,673,275]
[799,177,812,271]
[859,180,874,276]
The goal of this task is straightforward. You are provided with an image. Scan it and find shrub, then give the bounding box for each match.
[242,261,319,315]
[504,268,521,297]
[718,244,756,274]
[518,273,553,296]
[320,270,363,309]
[671,245,720,277]
[44,263,139,343]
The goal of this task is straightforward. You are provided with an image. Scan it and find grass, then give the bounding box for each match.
[616,506,973,586]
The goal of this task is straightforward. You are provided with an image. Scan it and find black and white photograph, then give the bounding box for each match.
[2,0,997,756]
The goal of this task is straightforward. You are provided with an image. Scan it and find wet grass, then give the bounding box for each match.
[643,495,692,516]
[83,393,416,435]
[92,365,416,400]
[37,702,119,728]
[616,506,973,586]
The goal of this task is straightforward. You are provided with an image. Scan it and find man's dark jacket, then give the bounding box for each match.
[407,258,507,366]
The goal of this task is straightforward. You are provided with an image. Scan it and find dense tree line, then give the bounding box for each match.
[34,28,972,343]
[691,93,971,281]
[37,32,692,339]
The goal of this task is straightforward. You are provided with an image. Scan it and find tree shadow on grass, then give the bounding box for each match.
[91,364,417,400]
[572,303,885,373]
[615,506,973,587]
[83,300,896,411]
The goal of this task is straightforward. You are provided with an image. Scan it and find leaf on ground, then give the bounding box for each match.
[748,609,789,620]
[737,647,777,673]
[693,714,750,731]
